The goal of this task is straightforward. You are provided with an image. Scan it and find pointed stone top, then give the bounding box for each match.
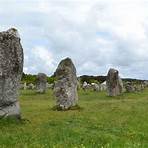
[7,28,20,38]
[0,28,20,39]
[108,68,118,73]
[59,57,74,67]
[55,57,76,79]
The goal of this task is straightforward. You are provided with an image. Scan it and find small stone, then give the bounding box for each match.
[36,73,47,93]
[28,83,35,90]
[91,83,100,91]
[106,68,123,96]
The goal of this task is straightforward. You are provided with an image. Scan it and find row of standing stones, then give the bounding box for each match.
[0,28,128,119]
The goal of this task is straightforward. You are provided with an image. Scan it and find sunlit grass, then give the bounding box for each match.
[0,89,148,147]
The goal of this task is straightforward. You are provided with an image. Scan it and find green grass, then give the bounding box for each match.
[0,89,148,148]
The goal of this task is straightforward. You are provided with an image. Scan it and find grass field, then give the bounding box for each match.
[0,89,148,148]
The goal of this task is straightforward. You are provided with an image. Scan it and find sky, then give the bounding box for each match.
[0,0,148,79]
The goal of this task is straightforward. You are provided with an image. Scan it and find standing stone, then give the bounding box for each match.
[28,83,35,90]
[23,82,27,90]
[82,81,88,91]
[36,73,47,93]
[19,82,24,90]
[19,82,27,90]
[91,83,100,91]
[141,83,145,91]
[100,81,107,91]
[106,68,123,96]
[77,78,81,90]
[125,82,135,93]
[46,83,54,89]
[54,58,78,110]
[144,81,148,87]
[0,28,23,119]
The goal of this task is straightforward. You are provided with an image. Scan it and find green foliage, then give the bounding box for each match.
[79,75,146,85]
[122,78,145,84]
[47,76,56,84]
[1,89,148,147]
[89,79,100,84]
[21,73,55,84]
[80,75,106,84]
[21,73,36,84]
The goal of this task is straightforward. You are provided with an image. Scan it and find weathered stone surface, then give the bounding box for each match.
[106,68,123,96]
[82,81,88,91]
[77,79,81,90]
[82,81,92,91]
[36,73,47,93]
[46,83,54,89]
[124,82,145,93]
[0,28,23,118]
[54,58,78,110]
[144,81,148,87]
[100,81,107,91]
[91,83,100,91]
[28,83,35,90]
[19,82,24,90]
[124,82,135,93]
[23,82,27,90]
[19,82,27,90]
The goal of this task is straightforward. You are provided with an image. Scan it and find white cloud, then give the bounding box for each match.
[0,0,148,79]
[24,46,55,75]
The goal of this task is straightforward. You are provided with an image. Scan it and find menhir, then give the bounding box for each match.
[106,68,123,96]
[0,28,23,119]
[54,58,78,110]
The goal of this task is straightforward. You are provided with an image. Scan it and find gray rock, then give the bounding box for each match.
[100,81,107,91]
[0,28,23,119]
[19,82,24,90]
[36,73,47,93]
[140,84,145,91]
[82,81,88,91]
[23,82,27,90]
[77,79,81,90]
[82,81,92,91]
[124,82,145,93]
[125,82,135,93]
[54,58,78,110]
[144,81,148,87]
[46,83,54,89]
[19,82,27,90]
[106,68,123,96]
[28,83,35,90]
[91,83,100,91]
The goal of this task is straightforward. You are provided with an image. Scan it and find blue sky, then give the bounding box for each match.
[1,0,148,79]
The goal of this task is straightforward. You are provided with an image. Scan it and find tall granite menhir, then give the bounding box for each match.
[54,58,78,110]
[106,68,123,96]
[36,73,47,93]
[0,28,23,118]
